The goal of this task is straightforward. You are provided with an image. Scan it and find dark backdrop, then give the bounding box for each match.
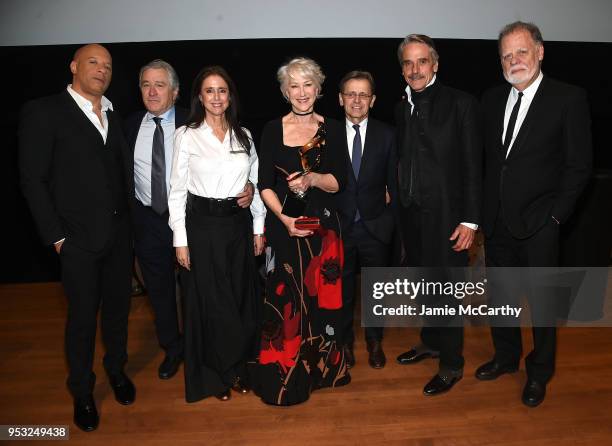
[3,38,611,283]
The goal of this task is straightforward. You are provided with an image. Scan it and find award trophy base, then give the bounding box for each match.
[281,193,307,218]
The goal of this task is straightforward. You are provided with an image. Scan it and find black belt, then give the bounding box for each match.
[187,192,241,216]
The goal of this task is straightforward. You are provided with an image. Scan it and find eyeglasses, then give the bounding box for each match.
[341,92,373,100]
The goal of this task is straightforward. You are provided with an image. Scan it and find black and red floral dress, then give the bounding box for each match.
[250,118,350,405]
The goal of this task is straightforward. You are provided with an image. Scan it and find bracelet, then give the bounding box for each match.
[551,215,560,225]
[254,233,264,237]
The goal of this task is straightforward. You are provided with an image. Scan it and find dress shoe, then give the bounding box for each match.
[475,360,519,381]
[158,354,182,380]
[73,394,99,432]
[108,371,136,405]
[423,373,462,396]
[396,346,439,365]
[231,377,250,394]
[215,388,231,401]
[522,379,546,407]
[366,339,386,369]
[344,345,356,369]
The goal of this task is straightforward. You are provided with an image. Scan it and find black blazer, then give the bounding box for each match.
[19,90,133,251]
[481,76,592,239]
[336,118,397,244]
[123,106,189,151]
[394,82,482,240]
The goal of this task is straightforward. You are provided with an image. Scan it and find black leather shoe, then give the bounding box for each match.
[231,377,250,394]
[215,388,231,401]
[158,355,182,380]
[475,360,519,381]
[423,373,462,396]
[73,394,99,432]
[396,347,439,365]
[344,345,356,369]
[108,371,135,405]
[522,380,546,407]
[366,339,386,369]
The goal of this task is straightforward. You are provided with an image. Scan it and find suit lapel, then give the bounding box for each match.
[360,119,377,179]
[494,86,511,162]
[342,121,357,182]
[60,90,106,147]
[506,77,547,161]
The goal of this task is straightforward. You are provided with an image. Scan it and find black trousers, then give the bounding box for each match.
[341,220,389,346]
[399,204,465,372]
[485,211,559,383]
[60,213,132,398]
[134,201,182,357]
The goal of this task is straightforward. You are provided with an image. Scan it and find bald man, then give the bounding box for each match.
[19,44,135,432]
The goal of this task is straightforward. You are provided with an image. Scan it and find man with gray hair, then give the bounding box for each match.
[477,21,591,407]
[394,34,482,396]
[124,59,187,380]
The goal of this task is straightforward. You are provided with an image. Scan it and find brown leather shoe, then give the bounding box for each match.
[215,388,231,401]
[366,339,386,369]
[344,345,356,369]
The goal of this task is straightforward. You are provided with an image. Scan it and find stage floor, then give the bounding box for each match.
[1,282,611,445]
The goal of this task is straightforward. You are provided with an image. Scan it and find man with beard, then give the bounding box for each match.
[394,34,482,396]
[476,21,592,407]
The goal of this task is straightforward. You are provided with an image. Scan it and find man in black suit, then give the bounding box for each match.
[394,35,482,396]
[124,60,187,380]
[336,71,397,369]
[19,44,135,432]
[475,21,592,407]
[124,60,255,380]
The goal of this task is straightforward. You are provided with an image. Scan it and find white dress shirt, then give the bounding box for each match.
[345,117,368,161]
[168,121,266,246]
[134,107,176,206]
[404,75,477,231]
[502,70,544,158]
[66,84,113,142]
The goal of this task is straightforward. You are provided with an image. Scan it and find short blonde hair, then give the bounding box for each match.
[277,57,325,99]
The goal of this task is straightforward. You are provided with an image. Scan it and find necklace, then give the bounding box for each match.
[292,109,314,116]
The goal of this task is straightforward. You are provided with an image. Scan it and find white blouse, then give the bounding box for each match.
[168,121,266,247]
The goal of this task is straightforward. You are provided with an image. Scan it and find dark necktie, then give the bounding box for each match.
[351,124,362,178]
[151,116,167,215]
[351,124,362,221]
[502,91,523,156]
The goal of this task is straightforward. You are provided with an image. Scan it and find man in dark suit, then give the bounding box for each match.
[124,60,255,380]
[124,60,187,380]
[19,44,135,432]
[394,35,482,395]
[476,21,592,407]
[336,71,397,369]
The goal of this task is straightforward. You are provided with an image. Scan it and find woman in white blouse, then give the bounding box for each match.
[168,65,265,402]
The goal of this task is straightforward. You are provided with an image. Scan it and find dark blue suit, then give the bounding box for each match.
[123,106,188,358]
[336,117,397,345]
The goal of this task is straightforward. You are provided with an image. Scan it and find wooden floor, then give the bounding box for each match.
[1,282,612,445]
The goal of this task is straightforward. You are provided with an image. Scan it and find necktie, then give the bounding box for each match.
[151,116,167,215]
[503,91,523,156]
[351,124,362,178]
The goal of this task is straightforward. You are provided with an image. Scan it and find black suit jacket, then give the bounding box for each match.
[394,82,482,242]
[482,76,592,239]
[19,90,133,251]
[336,118,397,244]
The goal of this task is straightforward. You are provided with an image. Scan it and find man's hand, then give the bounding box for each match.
[176,246,191,270]
[54,240,64,254]
[236,182,254,208]
[449,224,475,251]
[254,235,265,256]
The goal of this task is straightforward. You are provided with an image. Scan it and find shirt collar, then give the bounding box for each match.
[511,70,543,102]
[405,74,437,107]
[67,84,113,112]
[145,106,175,123]
[346,116,368,131]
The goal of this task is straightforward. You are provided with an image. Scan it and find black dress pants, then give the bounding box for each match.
[341,220,390,346]
[134,201,182,357]
[399,204,465,373]
[60,214,132,398]
[485,211,559,384]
